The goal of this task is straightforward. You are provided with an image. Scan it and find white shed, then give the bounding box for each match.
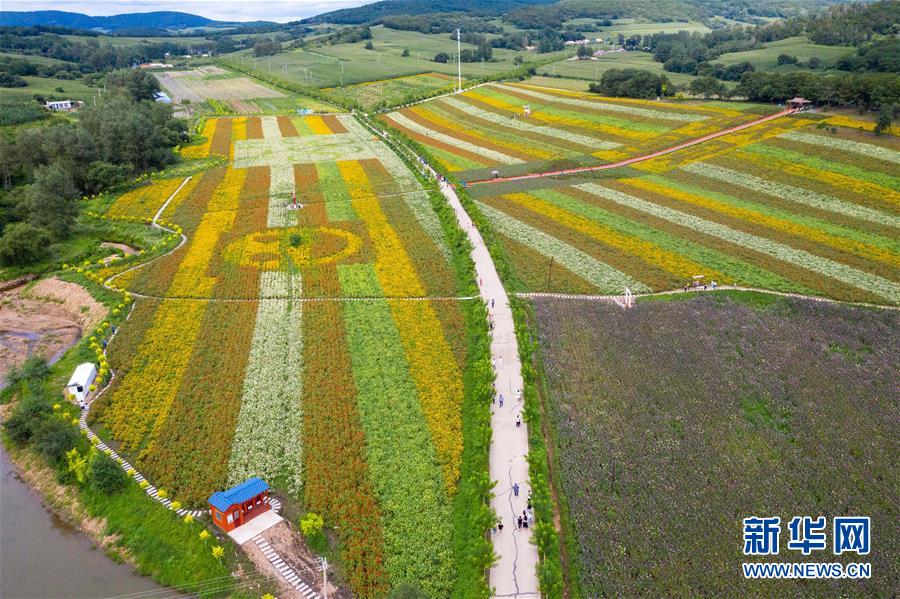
[66,362,97,403]
[46,100,73,111]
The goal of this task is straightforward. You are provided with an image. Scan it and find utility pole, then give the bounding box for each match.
[456,28,462,93]
[319,557,328,599]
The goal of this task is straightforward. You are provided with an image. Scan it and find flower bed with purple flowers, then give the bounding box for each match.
[531,292,898,597]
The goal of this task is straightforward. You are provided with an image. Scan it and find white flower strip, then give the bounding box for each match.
[495,83,706,122]
[682,162,900,229]
[260,116,296,227]
[477,201,650,293]
[384,112,524,165]
[261,115,282,140]
[780,131,900,165]
[227,271,304,493]
[577,182,900,303]
[442,96,618,149]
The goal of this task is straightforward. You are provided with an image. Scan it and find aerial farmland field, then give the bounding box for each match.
[530,293,899,597]
[154,66,337,113]
[381,86,900,305]
[88,113,487,597]
[324,72,461,111]
[380,82,775,180]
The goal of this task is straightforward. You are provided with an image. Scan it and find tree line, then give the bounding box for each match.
[590,67,899,132]
[0,69,187,265]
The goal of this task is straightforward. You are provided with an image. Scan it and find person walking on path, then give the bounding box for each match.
[517,516,523,529]
[513,482,519,496]
[499,394,504,407]
[498,520,504,533]
[516,414,521,428]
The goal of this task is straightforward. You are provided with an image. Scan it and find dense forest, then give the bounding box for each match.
[0,69,186,265]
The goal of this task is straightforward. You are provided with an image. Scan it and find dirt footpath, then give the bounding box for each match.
[0,278,106,383]
[242,521,349,599]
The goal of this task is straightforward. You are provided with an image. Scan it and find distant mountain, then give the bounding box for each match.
[302,0,557,24]
[0,10,269,32]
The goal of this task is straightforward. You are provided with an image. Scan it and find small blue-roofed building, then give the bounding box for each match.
[208,477,271,532]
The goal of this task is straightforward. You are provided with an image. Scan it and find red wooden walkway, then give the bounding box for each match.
[465,108,797,186]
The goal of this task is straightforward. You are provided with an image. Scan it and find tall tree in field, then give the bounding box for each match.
[23,164,79,238]
[105,69,161,102]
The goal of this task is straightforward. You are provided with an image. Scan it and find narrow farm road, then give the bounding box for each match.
[435,177,541,597]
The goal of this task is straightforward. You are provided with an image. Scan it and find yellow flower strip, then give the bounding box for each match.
[506,192,722,281]
[388,301,464,494]
[103,300,207,456]
[340,160,463,494]
[108,178,185,220]
[736,149,900,208]
[180,119,216,158]
[305,115,333,135]
[410,105,556,160]
[231,117,248,159]
[159,176,201,221]
[167,168,244,297]
[338,161,424,297]
[623,177,899,268]
[465,88,654,142]
[823,115,900,136]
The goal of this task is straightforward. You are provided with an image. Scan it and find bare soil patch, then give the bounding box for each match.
[100,242,138,265]
[0,278,106,383]
[243,521,349,599]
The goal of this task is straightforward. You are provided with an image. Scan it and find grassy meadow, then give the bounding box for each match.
[715,36,856,71]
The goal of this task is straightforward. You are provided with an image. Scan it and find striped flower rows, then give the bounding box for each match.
[227,271,304,493]
[494,82,707,123]
[386,111,524,165]
[478,200,649,292]
[681,162,900,229]
[780,130,900,165]
[577,182,900,303]
[442,96,610,149]
[95,115,474,598]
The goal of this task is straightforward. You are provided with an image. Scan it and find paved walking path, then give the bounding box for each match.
[435,177,541,597]
[466,107,798,185]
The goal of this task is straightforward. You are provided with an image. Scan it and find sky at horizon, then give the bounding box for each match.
[1,0,373,22]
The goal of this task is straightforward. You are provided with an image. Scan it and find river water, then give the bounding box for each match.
[0,446,170,599]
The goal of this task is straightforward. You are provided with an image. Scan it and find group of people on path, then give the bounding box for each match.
[494,489,535,534]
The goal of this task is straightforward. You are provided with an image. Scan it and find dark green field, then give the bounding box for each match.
[531,293,898,597]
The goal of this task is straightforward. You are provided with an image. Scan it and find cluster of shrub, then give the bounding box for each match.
[0,69,187,266]
[3,357,129,495]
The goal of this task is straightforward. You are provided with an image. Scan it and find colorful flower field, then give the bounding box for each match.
[466,116,900,305]
[379,82,773,181]
[531,294,899,597]
[89,115,479,597]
